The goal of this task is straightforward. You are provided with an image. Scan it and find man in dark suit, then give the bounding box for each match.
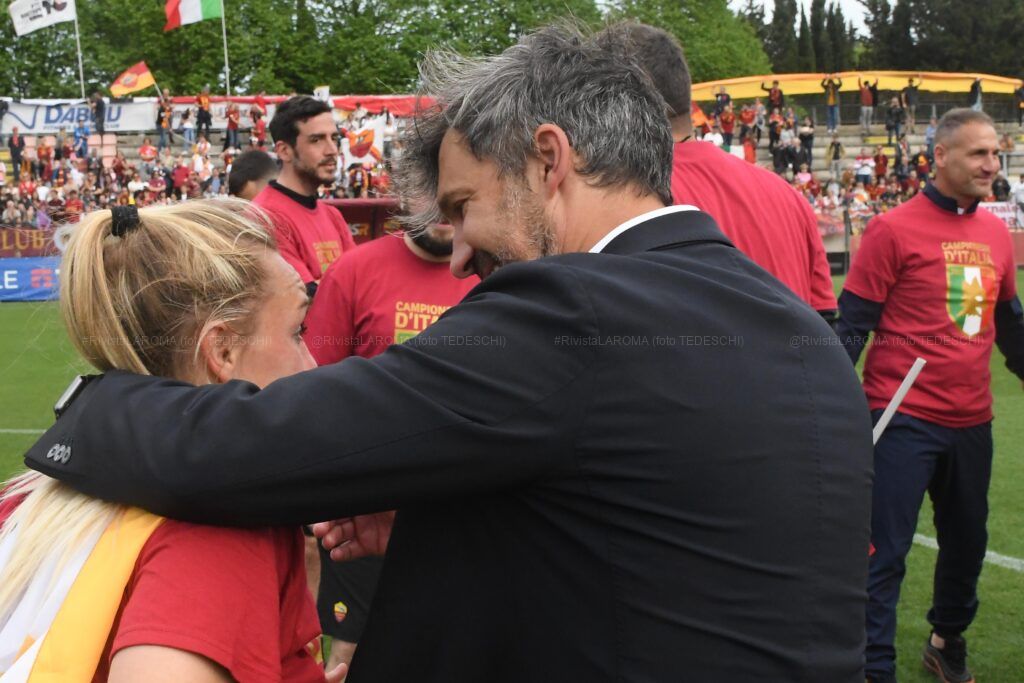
[26,23,873,682]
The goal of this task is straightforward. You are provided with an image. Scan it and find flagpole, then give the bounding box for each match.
[219,0,231,95]
[72,12,86,100]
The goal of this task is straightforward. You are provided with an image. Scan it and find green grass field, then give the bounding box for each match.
[1,276,1022,680]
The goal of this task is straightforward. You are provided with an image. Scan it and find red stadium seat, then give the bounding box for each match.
[88,134,101,147]
[102,134,117,146]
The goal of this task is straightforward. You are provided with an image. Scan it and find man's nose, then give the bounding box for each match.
[450,234,475,279]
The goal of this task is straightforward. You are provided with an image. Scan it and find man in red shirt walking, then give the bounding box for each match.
[837,109,1024,683]
[627,24,836,319]
[254,96,356,294]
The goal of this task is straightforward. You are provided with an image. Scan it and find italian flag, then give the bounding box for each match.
[164,0,223,32]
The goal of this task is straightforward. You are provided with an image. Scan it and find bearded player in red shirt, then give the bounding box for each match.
[302,207,478,673]
[254,96,356,295]
[837,109,1024,683]
[626,24,836,321]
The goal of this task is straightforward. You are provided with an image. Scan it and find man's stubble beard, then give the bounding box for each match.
[476,180,557,275]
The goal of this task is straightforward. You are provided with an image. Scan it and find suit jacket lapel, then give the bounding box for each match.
[600,210,735,256]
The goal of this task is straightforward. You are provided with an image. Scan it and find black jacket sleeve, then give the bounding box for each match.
[996,295,1024,381]
[24,260,599,526]
[835,289,884,366]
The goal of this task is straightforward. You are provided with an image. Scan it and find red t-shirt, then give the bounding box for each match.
[845,192,1018,427]
[719,112,736,134]
[304,232,478,364]
[873,154,888,177]
[253,182,356,284]
[860,86,873,106]
[172,165,190,189]
[255,118,267,141]
[739,109,755,126]
[0,505,323,682]
[138,145,157,162]
[671,140,837,311]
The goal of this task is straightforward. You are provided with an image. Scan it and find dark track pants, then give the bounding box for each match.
[864,410,992,676]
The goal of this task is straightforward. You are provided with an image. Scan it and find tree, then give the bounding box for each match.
[797,8,815,72]
[809,0,831,72]
[905,0,1024,75]
[764,0,799,73]
[826,3,853,72]
[609,0,772,81]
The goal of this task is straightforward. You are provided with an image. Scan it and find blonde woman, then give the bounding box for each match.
[0,201,343,682]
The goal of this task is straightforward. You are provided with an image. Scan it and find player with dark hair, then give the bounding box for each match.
[228,149,278,200]
[254,96,355,295]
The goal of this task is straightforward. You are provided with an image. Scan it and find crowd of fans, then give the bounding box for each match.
[698,82,1024,225]
[0,94,399,230]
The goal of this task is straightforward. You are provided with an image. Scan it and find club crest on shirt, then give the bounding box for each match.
[946,264,996,337]
[333,600,348,622]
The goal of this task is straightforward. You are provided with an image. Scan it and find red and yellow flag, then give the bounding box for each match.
[110,61,156,97]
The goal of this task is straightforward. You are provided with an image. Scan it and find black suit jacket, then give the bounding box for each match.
[26,209,873,682]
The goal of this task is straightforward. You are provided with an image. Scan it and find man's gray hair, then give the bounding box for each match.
[934,108,995,146]
[396,22,674,229]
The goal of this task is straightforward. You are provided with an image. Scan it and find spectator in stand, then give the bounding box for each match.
[969,77,983,111]
[713,86,731,118]
[33,135,51,181]
[7,126,25,183]
[703,123,724,148]
[925,116,938,158]
[63,188,84,222]
[859,77,878,133]
[992,173,1011,201]
[798,115,815,167]
[225,103,241,151]
[821,74,842,134]
[180,106,195,153]
[901,75,921,134]
[913,146,931,177]
[753,98,766,144]
[631,24,837,318]
[1,200,22,225]
[885,97,905,145]
[195,133,211,159]
[738,104,755,144]
[138,137,158,177]
[171,156,190,199]
[873,145,888,181]
[157,91,175,152]
[767,107,783,152]
[228,149,279,200]
[1012,173,1024,224]
[787,137,810,177]
[826,135,845,179]
[347,163,369,198]
[196,86,213,139]
[382,108,397,160]
[761,79,785,110]
[252,90,268,120]
[742,133,757,164]
[1015,83,1024,128]
[998,132,1016,171]
[184,170,203,199]
[254,96,356,294]
[351,101,368,127]
[91,92,106,135]
[855,147,875,185]
[894,135,911,182]
[718,104,736,150]
[251,109,267,149]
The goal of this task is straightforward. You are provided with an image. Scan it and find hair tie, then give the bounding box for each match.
[110,205,140,237]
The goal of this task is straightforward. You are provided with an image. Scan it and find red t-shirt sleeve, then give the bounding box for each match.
[304,257,357,366]
[271,213,317,284]
[109,524,312,683]
[845,217,901,304]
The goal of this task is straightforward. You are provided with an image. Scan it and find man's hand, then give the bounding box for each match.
[313,510,396,562]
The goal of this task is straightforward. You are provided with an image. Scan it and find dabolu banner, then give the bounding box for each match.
[1,99,157,134]
[0,257,60,302]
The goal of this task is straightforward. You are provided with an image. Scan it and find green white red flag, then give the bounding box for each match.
[164,0,222,32]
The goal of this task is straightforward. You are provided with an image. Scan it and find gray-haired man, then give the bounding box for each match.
[27,22,872,682]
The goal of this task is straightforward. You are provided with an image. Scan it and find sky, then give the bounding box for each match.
[729,0,869,33]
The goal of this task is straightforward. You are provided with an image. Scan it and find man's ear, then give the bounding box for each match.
[196,321,243,384]
[533,124,573,199]
[275,140,293,164]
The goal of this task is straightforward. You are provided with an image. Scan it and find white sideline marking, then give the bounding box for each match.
[914,534,1024,573]
[0,429,45,434]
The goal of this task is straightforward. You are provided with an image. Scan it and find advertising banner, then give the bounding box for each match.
[0,256,60,302]
[2,98,157,134]
[0,227,58,258]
